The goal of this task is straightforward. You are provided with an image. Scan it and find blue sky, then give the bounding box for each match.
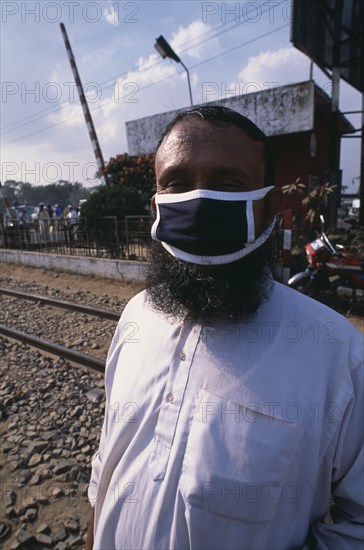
[1,0,361,192]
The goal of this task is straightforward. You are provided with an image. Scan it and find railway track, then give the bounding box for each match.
[0,287,120,320]
[0,271,139,549]
[0,287,122,372]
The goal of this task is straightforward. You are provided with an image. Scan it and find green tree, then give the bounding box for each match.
[282,178,337,258]
[3,180,21,204]
[282,179,336,231]
[82,184,145,221]
[3,180,93,208]
[101,153,156,207]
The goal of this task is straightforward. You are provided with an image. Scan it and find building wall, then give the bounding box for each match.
[126,81,315,155]
[271,132,311,212]
[125,81,351,216]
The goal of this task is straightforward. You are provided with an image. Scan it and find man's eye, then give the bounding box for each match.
[167,182,189,190]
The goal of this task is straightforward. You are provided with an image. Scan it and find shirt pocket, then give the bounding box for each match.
[179,387,304,524]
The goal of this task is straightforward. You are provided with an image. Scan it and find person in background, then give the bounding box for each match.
[66,205,78,224]
[54,204,63,218]
[37,203,50,242]
[66,205,79,244]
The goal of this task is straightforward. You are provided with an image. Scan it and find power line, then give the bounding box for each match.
[2,23,289,147]
[1,17,234,134]
[2,1,286,136]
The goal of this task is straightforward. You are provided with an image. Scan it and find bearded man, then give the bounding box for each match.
[86,106,363,549]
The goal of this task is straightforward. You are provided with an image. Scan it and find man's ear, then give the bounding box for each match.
[264,188,282,224]
[151,194,156,212]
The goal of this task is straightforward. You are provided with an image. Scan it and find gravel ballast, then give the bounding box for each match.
[0,266,142,549]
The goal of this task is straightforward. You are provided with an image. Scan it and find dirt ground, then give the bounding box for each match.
[0,262,144,301]
[0,262,362,334]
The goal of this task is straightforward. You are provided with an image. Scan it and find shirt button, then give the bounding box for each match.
[166,393,174,403]
[179,352,186,361]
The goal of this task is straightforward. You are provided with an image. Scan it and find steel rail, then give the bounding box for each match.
[0,287,120,321]
[0,325,105,373]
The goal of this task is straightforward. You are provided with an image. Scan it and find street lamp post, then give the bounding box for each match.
[154,35,193,107]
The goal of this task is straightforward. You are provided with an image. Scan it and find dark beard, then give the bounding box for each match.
[144,241,273,323]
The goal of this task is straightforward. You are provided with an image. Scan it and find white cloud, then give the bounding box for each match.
[236,47,310,89]
[45,48,180,150]
[3,19,221,185]
[104,6,119,26]
[47,101,84,128]
[1,140,97,187]
[170,21,219,61]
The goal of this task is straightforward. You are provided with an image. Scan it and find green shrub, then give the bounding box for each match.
[82,184,145,223]
[81,185,146,255]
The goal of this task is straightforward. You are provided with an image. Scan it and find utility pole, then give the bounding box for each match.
[327,0,343,227]
[60,23,109,186]
[359,93,364,226]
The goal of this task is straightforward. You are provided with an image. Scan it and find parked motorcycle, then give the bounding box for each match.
[288,216,364,303]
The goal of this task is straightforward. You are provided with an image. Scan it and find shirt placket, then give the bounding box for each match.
[149,322,202,481]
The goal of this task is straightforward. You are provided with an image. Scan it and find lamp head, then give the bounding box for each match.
[154,35,180,63]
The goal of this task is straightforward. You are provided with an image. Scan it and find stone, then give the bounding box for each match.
[65,467,79,482]
[28,453,42,467]
[9,461,20,472]
[0,286,108,546]
[15,528,34,544]
[75,453,87,462]
[0,522,11,539]
[5,490,16,506]
[52,526,67,542]
[27,440,49,454]
[24,507,37,522]
[35,495,49,505]
[66,534,83,546]
[35,533,53,546]
[85,388,104,403]
[53,460,73,475]
[36,522,50,534]
[71,338,84,346]
[29,474,41,485]
[5,507,17,520]
[64,517,79,533]
[17,470,32,484]
[51,487,64,498]
[17,499,37,515]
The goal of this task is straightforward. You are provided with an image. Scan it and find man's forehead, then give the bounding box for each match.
[155,118,265,173]
[161,117,259,141]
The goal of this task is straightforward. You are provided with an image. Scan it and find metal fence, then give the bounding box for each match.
[0,213,286,265]
[0,215,153,261]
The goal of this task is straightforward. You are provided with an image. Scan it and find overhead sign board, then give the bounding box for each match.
[291,0,363,92]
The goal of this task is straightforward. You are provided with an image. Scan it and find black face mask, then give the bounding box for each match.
[151,187,275,265]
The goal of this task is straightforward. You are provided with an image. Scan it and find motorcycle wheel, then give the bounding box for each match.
[289,274,320,297]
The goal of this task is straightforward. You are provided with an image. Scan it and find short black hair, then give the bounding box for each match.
[157,105,275,186]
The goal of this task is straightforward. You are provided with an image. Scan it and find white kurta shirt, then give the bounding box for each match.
[89,282,364,550]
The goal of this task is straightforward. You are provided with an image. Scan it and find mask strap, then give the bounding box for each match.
[159,217,276,266]
[246,200,255,242]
